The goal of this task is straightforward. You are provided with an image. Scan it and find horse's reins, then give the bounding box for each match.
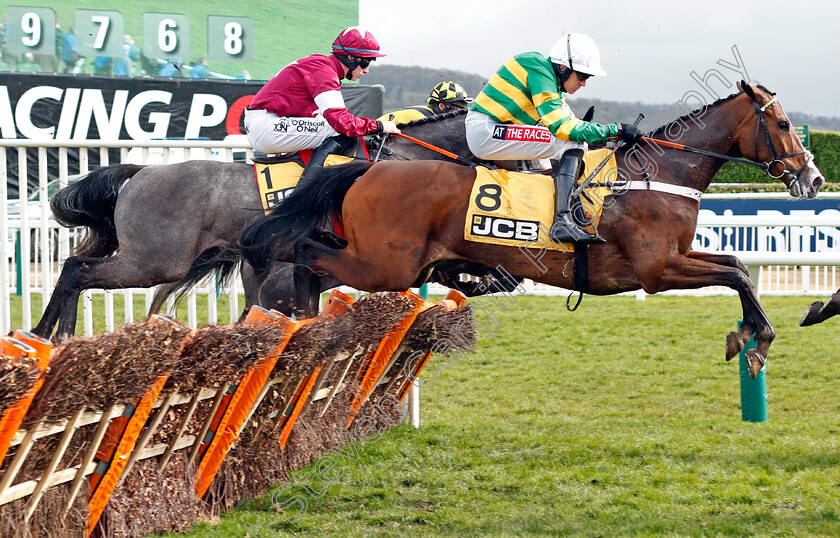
[576,94,813,200]
[387,132,476,166]
[641,95,812,180]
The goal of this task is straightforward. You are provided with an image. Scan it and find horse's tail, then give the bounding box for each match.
[50,164,146,257]
[148,245,242,314]
[239,160,375,276]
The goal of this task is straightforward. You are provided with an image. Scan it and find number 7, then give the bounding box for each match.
[91,15,111,50]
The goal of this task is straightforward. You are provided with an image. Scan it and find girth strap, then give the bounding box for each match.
[573,245,589,293]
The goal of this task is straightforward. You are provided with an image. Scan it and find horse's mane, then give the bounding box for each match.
[397,108,467,129]
[647,84,775,138]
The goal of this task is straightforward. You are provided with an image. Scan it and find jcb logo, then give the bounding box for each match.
[471,215,539,241]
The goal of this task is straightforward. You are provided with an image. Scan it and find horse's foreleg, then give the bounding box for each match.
[634,254,772,378]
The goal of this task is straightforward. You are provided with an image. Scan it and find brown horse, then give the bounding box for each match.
[239,82,824,377]
[33,110,521,342]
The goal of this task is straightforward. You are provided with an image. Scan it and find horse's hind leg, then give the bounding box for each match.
[50,255,161,342]
[294,237,421,294]
[32,275,68,338]
[687,251,750,277]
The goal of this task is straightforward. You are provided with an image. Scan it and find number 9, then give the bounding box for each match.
[21,12,42,47]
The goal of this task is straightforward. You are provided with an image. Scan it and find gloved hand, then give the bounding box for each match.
[379,120,401,135]
[619,123,642,144]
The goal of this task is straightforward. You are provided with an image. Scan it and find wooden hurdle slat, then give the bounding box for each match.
[379,348,414,396]
[23,408,84,521]
[397,351,433,402]
[203,292,352,461]
[279,363,323,449]
[187,382,232,467]
[158,391,204,471]
[116,391,176,486]
[318,347,360,417]
[195,307,297,498]
[0,427,37,502]
[4,434,202,508]
[267,375,308,432]
[374,343,408,389]
[64,404,118,515]
[348,292,426,426]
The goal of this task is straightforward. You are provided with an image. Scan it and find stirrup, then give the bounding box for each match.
[549,214,605,245]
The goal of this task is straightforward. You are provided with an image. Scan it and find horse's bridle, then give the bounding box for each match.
[642,93,814,185]
[753,96,812,183]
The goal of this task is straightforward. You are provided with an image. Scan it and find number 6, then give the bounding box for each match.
[158,19,178,53]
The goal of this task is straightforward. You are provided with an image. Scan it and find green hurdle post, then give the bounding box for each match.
[419,283,429,300]
[15,231,21,296]
[737,320,767,422]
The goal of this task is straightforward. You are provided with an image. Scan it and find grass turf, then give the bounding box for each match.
[150,294,840,537]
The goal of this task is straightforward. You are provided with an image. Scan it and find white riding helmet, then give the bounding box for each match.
[548,32,607,77]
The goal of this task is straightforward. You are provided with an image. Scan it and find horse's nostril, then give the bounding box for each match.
[815,176,825,189]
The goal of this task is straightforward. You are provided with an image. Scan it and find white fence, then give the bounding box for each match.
[1,138,253,335]
[3,138,840,336]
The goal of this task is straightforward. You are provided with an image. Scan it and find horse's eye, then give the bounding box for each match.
[778,121,790,131]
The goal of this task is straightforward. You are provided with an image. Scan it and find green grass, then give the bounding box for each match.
[149,294,840,537]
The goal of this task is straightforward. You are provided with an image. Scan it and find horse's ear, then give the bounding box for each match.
[739,80,757,100]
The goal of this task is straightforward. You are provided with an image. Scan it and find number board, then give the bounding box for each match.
[5,6,56,56]
[75,10,125,57]
[207,16,254,62]
[142,13,191,60]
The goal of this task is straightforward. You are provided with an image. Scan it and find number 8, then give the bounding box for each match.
[21,13,42,47]
[223,22,243,55]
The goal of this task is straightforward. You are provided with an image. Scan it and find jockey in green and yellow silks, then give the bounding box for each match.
[466,32,642,244]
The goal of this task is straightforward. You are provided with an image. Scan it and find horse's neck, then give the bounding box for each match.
[391,115,473,161]
[636,95,749,193]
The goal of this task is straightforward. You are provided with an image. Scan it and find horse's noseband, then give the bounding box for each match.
[754,98,812,184]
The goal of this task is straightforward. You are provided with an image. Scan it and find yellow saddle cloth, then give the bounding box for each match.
[254,155,354,215]
[464,148,616,252]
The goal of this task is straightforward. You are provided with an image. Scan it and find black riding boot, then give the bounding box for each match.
[296,135,354,190]
[548,148,605,244]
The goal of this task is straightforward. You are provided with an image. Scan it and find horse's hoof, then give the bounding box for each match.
[800,301,825,327]
[725,331,744,361]
[745,350,766,378]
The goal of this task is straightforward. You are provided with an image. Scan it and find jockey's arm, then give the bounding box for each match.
[528,68,620,144]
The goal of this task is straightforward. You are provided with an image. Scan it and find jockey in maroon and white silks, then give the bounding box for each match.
[245,27,400,154]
